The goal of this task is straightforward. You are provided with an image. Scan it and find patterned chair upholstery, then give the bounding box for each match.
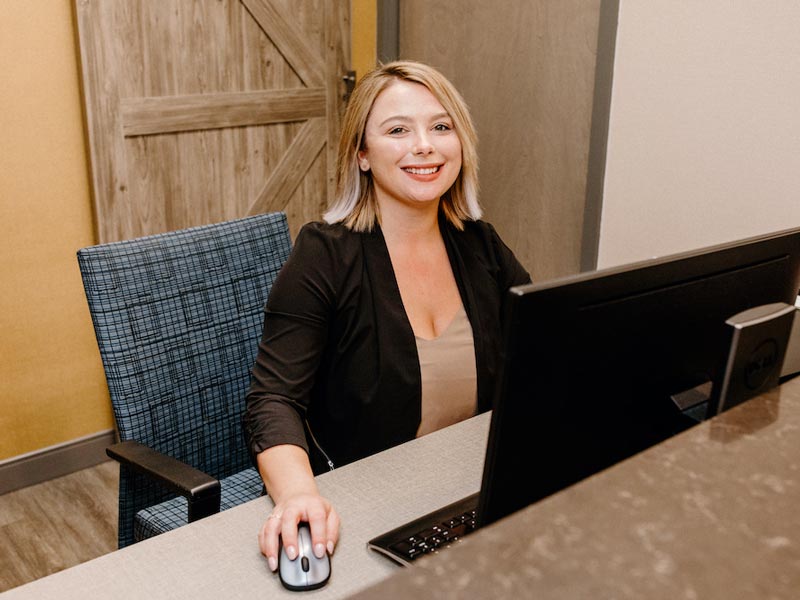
[77,212,292,547]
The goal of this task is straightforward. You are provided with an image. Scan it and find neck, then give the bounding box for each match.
[378,198,441,245]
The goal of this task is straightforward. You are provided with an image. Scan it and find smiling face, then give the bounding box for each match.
[357,80,463,214]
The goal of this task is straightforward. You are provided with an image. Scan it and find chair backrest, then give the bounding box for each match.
[77,212,291,546]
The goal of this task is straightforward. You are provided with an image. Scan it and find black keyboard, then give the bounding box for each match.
[367,493,480,565]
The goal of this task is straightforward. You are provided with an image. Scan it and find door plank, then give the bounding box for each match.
[74,0,132,242]
[324,0,351,203]
[121,88,327,136]
[247,117,327,215]
[240,0,326,87]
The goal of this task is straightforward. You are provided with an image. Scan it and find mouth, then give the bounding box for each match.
[402,165,441,175]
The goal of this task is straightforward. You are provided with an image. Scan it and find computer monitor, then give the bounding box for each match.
[477,226,800,528]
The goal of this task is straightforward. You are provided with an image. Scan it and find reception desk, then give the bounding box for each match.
[3,377,799,599]
[354,376,800,599]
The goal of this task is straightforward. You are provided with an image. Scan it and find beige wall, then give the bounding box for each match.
[0,1,376,462]
[0,0,113,460]
[599,1,800,268]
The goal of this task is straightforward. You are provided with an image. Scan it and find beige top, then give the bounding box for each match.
[415,305,478,437]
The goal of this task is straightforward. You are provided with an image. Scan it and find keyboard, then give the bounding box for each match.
[367,493,480,565]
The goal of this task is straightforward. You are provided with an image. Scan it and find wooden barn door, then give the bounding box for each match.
[74,0,350,242]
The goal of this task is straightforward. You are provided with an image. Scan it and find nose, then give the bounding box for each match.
[412,132,434,155]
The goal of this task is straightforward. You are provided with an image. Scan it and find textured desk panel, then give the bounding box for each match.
[0,414,490,599]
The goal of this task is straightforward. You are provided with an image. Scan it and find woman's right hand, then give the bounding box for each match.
[260,491,340,572]
[255,444,340,572]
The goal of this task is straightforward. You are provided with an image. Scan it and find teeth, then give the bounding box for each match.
[404,166,439,175]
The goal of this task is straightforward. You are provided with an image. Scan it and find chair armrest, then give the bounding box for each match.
[107,440,221,522]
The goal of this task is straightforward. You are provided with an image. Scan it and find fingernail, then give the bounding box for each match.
[286,545,297,560]
[327,541,334,555]
[314,543,325,558]
[268,556,277,572]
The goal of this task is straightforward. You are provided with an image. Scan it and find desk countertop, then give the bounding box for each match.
[353,376,800,599]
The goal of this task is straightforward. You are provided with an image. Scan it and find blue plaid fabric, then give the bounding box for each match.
[133,467,265,541]
[77,213,291,547]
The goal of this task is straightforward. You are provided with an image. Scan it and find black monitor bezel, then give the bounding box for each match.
[477,226,800,528]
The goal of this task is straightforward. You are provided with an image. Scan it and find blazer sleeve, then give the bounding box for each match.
[242,223,339,462]
[486,222,532,289]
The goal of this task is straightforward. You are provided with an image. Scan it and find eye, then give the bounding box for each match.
[433,122,453,132]
[388,126,407,135]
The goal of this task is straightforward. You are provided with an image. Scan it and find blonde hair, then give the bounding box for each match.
[323,61,481,231]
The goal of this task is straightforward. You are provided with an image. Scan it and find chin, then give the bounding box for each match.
[408,196,443,207]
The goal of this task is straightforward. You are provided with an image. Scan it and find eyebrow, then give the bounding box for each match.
[377,112,453,128]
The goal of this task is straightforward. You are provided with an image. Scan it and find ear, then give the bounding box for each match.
[357,149,370,172]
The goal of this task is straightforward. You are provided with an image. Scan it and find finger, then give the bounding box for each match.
[261,513,283,571]
[280,511,300,561]
[306,505,328,559]
[326,507,340,555]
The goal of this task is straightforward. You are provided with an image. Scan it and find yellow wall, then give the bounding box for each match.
[0,0,113,460]
[0,1,376,462]
[352,0,377,79]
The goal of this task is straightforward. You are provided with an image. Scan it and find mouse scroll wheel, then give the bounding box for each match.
[301,556,310,572]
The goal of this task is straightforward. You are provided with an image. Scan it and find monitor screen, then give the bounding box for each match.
[478,226,800,527]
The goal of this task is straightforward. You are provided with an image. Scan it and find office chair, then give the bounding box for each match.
[77,212,292,547]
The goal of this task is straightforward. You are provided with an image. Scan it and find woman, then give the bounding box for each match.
[243,61,530,571]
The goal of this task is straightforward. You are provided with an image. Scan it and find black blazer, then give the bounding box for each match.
[243,216,531,473]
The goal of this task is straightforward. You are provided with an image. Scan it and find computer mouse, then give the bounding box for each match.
[278,522,331,591]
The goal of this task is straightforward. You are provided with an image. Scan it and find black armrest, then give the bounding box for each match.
[107,440,221,522]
